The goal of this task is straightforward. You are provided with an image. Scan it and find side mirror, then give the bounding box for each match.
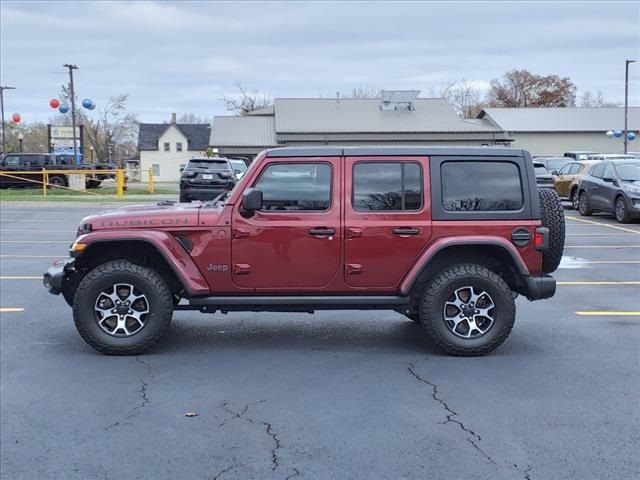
[240,188,263,217]
[179,167,184,173]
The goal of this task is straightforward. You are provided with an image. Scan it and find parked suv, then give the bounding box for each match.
[554,160,599,209]
[44,147,564,357]
[533,162,554,188]
[179,157,236,203]
[577,160,640,223]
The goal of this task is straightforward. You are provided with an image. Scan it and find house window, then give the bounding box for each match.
[152,164,160,176]
[176,142,183,152]
[163,142,170,152]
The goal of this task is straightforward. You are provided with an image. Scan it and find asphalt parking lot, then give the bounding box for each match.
[1,202,638,480]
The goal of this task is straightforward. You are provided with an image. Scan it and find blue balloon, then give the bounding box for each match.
[87,100,96,110]
[613,129,623,138]
[628,131,637,141]
[82,98,93,109]
[59,104,69,113]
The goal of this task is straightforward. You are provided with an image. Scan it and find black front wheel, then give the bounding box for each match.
[72,260,174,355]
[419,264,515,356]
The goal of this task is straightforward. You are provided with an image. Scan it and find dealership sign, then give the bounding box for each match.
[47,124,84,160]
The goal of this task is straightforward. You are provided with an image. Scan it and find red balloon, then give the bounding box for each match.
[50,98,60,109]
[12,113,21,123]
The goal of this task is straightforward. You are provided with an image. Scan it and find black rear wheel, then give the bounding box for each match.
[570,188,579,210]
[49,175,67,188]
[578,191,593,216]
[419,264,515,356]
[615,196,630,223]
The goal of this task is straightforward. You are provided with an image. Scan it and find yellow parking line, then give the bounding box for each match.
[0,308,25,313]
[0,276,41,280]
[565,216,640,234]
[576,311,640,316]
[558,281,640,285]
[564,245,640,248]
[566,260,640,264]
[0,240,70,244]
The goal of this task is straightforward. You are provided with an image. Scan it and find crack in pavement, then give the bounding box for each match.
[103,357,154,430]
[219,400,282,471]
[211,464,238,480]
[407,362,496,465]
[515,464,533,480]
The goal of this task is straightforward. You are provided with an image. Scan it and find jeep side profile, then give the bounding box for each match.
[44,146,564,356]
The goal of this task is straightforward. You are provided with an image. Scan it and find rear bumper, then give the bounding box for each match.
[43,257,75,295]
[521,274,556,300]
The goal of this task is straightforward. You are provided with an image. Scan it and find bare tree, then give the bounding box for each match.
[439,79,487,117]
[579,90,618,107]
[222,82,271,115]
[487,69,577,108]
[177,113,207,123]
[55,86,138,165]
[320,84,380,99]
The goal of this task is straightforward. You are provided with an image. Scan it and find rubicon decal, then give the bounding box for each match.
[99,218,191,227]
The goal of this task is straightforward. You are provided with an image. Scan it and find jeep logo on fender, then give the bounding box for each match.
[207,264,229,272]
[99,218,190,227]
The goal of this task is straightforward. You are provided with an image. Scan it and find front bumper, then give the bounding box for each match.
[43,257,75,295]
[521,274,556,300]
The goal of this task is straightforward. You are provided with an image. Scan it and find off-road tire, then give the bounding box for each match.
[49,175,67,188]
[538,188,565,274]
[72,260,173,355]
[570,188,579,210]
[405,313,421,323]
[419,264,515,356]
[578,191,592,216]
[615,196,631,224]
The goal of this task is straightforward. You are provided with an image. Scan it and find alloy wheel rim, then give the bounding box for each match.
[616,200,624,221]
[572,191,579,209]
[94,283,150,337]
[579,194,586,213]
[443,286,496,339]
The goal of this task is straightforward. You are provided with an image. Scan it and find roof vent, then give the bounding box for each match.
[380,90,420,111]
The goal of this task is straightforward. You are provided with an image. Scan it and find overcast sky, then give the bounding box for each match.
[1,0,639,123]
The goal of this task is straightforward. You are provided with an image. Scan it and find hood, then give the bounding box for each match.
[80,202,205,231]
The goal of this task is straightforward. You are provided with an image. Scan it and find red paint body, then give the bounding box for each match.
[77,153,543,296]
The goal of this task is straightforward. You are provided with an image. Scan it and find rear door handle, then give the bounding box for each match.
[309,227,335,236]
[393,227,420,236]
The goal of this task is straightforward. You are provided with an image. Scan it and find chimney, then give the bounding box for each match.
[171,112,177,124]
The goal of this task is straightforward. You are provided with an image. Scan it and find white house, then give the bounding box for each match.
[138,113,211,181]
[478,107,640,156]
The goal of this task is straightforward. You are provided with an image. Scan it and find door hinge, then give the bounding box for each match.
[233,228,250,239]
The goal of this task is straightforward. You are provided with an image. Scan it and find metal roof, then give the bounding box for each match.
[210,116,277,147]
[479,107,640,132]
[138,123,210,150]
[274,98,501,133]
[264,146,524,157]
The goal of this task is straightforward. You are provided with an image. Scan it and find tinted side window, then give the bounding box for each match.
[442,161,523,211]
[4,155,20,168]
[590,164,604,178]
[353,162,422,211]
[255,163,331,211]
[571,164,583,174]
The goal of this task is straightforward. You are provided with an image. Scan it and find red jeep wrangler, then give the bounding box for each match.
[44,147,564,356]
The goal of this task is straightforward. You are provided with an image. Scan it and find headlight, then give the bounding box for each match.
[623,184,640,195]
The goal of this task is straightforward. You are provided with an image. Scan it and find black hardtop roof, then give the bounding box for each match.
[264,146,526,158]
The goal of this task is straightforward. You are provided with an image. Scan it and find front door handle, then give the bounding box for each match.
[393,227,420,236]
[309,227,335,236]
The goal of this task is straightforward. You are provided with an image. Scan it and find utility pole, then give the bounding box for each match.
[63,64,79,163]
[624,59,636,154]
[0,85,16,155]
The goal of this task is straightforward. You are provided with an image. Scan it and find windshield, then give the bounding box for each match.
[534,164,549,175]
[615,163,640,181]
[547,158,571,170]
[230,160,247,173]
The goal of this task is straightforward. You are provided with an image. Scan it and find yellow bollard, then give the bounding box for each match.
[42,169,47,197]
[116,169,124,198]
[148,167,154,194]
